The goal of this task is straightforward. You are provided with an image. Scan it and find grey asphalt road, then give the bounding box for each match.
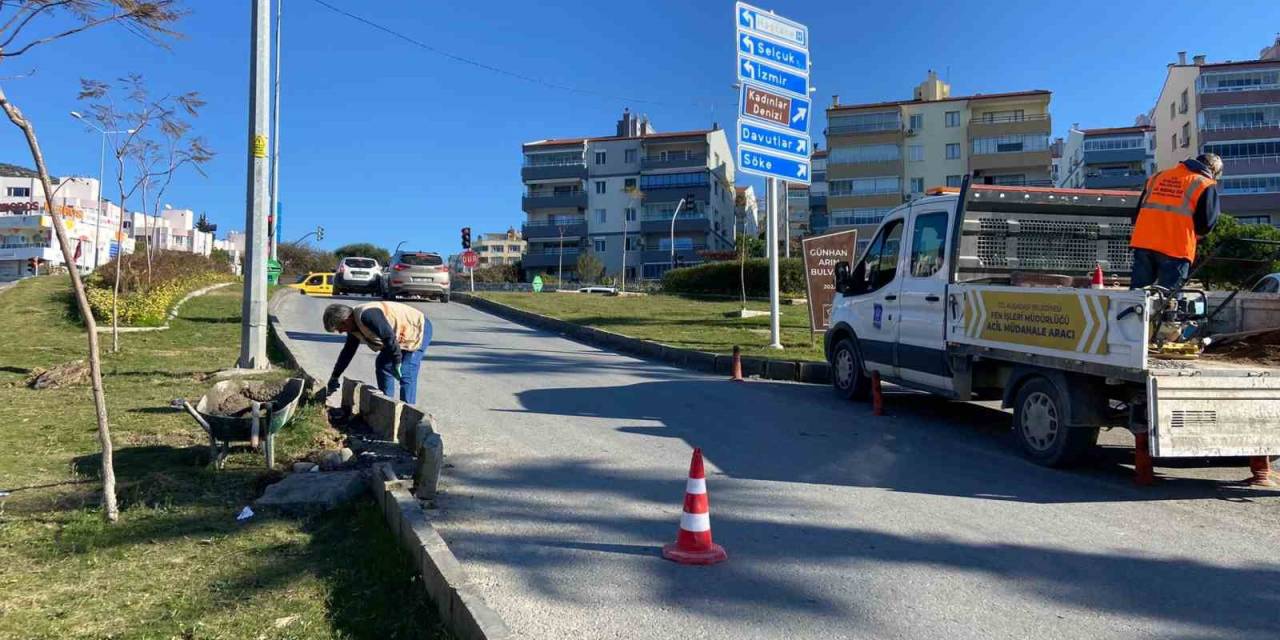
[276,291,1280,640]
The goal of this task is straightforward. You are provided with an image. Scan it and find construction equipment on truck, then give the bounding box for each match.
[824,179,1280,476]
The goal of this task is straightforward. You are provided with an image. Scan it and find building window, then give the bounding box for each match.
[5,187,31,197]
[1083,136,1145,151]
[971,134,1049,155]
[595,209,607,223]
[830,207,891,226]
[946,143,961,159]
[625,236,640,251]
[1179,89,1189,114]
[909,113,923,130]
[492,245,504,253]
[625,207,637,222]
[909,178,924,193]
[945,175,963,187]
[1235,215,1272,225]
[1199,69,1280,93]
[639,172,708,189]
[592,237,607,252]
[595,151,606,165]
[828,144,900,164]
[1181,122,1190,147]
[525,151,582,167]
[908,145,924,162]
[1170,102,1176,119]
[624,177,637,190]
[1220,175,1280,194]
[624,149,637,163]
[1171,134,1177,151]
[595,180,607,194]
[828,111,901,134]
[945,111,960,127]
[829,176,901,196]
[989,174,1028,186]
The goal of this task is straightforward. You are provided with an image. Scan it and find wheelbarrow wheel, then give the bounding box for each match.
[264,432,275,470]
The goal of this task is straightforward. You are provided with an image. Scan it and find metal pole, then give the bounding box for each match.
[782,180,790,258]
[558,226,564,284]
[240,0,271,370]
[620,213,627,292]
[469,265,474,293]
[766,178,783,349]
[93,131,106,269]
[268,0,282,262]
[669,197,685,274]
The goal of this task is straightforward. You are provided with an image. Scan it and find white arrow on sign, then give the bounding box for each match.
[792,106,807,124]
[742,33,753,51]
[797,164,808,178]
[740,7,753,28]
[797,139,808,153]
[742,59,755,79]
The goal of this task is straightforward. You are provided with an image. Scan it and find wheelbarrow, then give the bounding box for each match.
[181,378,305,469]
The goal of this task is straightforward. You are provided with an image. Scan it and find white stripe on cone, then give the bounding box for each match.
[680,512,711,532]
[685,477,706,494]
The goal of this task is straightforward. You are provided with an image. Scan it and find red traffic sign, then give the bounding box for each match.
[462,250,479,269]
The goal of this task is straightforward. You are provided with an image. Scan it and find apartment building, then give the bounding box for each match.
[0,170,131,279]
[126,208,215,256]
[474,228,526,266]
[786,182,810,246]
[808,149,829,234]
[1153,39,1280,225]
[1057,124,1157,190]
[521,109,736,281]
[825,71,1052,252]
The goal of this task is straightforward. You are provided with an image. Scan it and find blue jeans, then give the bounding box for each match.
[374,322,432,405]
[1130,248,1190,291]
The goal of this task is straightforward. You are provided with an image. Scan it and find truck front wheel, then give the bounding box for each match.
[1013,377,1098,468]
[831,338,871,402]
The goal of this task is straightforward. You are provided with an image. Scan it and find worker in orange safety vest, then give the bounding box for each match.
[1129,154,1222,290]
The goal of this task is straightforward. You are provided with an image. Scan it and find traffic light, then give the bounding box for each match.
[26,257,36,274]
[315,225,325,241]
[461,227,471,250]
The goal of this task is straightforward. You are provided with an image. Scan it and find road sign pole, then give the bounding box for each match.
[766,177,782,349]
[239,0,271,370]
[469,264,474,293]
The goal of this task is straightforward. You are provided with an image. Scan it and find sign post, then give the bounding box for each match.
[801,230,858,333]
[461,249,478,293]
[735,1,810,350]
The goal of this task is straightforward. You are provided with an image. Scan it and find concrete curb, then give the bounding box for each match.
[370,465,512,640]
[93,281,235,333]
[454,292,832,384]
[266,288,507,639]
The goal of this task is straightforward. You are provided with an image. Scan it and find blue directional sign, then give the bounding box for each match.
[736,2,808,49]
[738,83,810,134]
[737,30,807,74]
[739,121,810,159]
[738,145,811,185]
[738,55,808,98]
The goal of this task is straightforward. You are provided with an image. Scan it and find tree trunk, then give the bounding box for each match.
[112,160,127,353]
[0,86,119,522]
[142,178,152,287]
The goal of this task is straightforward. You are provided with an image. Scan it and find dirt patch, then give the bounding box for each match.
[1203,330,1280,367]
[210,381,286,417]
[25,360,89,390]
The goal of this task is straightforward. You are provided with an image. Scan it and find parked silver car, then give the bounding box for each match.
[333,256,383,296]
[384,251,451,302]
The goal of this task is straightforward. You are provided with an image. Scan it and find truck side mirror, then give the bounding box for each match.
[834,261,851,294]
[849,261,869,295]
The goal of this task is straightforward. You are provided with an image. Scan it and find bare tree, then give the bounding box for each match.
[0,0,184,523]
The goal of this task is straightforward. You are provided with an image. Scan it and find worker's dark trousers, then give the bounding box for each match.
[1130,248,1190,291]
[374,321,432,406]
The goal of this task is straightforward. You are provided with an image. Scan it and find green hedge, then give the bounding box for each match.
[86,272,234,327]
[661,258,805,296]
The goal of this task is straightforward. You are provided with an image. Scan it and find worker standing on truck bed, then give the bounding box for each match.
[1130,154,1223,290]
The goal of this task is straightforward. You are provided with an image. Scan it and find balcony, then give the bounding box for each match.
[521,162,587,182]
[1222,155,1280,176]
[522,247,580,268]
[1201,122,1280,144]
[641,245,708,266]
[825,123,901,136]
[1085,172,1148,190]
[521,190,587,211]
[523,219,587,240]
[641,154,707,171]
[1083,148,1149,164]
[968,113,1051,138]
[1198,89,1280,110]
[969,149,1052,173]
[639,212,710,234]
[641,184,710,204]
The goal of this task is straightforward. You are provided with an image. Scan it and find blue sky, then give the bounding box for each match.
[3,0,1278,253]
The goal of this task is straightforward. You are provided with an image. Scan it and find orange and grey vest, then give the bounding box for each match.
[351,301,426,352]
[1131,163,1216,261]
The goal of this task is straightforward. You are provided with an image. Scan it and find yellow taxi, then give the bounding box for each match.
[289,272,335,296]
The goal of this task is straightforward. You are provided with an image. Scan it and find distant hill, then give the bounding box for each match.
[0,163,61,183]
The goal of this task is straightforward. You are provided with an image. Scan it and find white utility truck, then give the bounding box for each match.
[824,182,1280,467]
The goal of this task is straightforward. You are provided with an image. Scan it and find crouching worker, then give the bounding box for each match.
[323,301,431,405]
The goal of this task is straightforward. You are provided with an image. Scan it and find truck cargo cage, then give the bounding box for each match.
[952,183,1142,284]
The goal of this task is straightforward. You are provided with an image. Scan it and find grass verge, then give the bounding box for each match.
[478,291,825,362]
[0,276,447,639]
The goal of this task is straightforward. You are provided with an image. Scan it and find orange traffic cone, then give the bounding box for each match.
[1091,264,1105,289]
[662,448,727,565]
[730,345,744,382]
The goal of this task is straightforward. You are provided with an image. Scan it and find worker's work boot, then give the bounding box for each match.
[1244,456,1278,488]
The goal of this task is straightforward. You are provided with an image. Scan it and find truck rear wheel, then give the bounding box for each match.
[1013,377,1098,468]
[831,338,871,402]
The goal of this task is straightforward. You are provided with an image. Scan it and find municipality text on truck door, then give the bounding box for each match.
[824,181,1280,467]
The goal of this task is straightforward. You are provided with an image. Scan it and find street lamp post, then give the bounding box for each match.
[669,193,693,275]
[394,240,406,256]
[70,112,132,270]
